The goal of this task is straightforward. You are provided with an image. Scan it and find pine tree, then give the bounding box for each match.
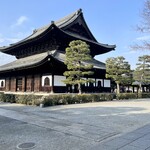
[133,55,150,92]
[106,56,131,94]
[63,40,94,94]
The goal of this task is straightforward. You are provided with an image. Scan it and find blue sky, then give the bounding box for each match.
[0,0,149,69]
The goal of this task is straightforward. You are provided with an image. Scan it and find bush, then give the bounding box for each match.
[117,93,138,100]
[42,96,57,106]
[40,93,115,107]
[0,92,5,102]
[140,93,150,98]
[0,93,16,103]
[0,92,148,107]
[15,94,42,105]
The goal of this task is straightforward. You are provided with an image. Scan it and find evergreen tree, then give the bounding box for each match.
[106,56,131,94]
[63,40,94,94]
[133,55,150,92]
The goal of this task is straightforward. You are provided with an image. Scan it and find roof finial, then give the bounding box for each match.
[33,29,37,33]
[76,8,82,15]
[79,8,82,12]
[51,21,55,24]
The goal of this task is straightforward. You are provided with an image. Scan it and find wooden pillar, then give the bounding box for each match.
[9,77,11,91]
[31,75,34,92]
[11,77,16,92]
[5,78,10,91]
[22,77,25,92]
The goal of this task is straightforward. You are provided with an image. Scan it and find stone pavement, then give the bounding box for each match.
[0,99,150,149]
[90,123,150,150]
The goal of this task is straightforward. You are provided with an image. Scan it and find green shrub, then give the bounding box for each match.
[74,94,92,103]
[61,95,71,104]
[0,93,16,103]
[140,93,150,98]
[42,96,57,106]
[2,92,149,107]
[0,92,5,102]
[40,93,115,107]
[93,93,115,101]
[90,94,100,102]
[15,94,42,105]
[117,93,138,100]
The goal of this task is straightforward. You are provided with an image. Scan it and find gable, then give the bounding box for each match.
[61,11,97,42]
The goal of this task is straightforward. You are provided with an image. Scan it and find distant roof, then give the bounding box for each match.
[0,9,116,55]
[0,50,105,73]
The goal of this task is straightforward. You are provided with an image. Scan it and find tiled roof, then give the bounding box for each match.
[0,52,49,72]
[0,9,116,52]
[0,50,105,72]
[0,9,82,50]
[64,31,115,49]
[53,51,106,69]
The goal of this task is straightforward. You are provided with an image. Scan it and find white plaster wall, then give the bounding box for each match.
[54,75,66,86]
[42,75,52,86]
[104,79,111,87]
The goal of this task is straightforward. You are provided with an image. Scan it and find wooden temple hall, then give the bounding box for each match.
[0,9,116,93]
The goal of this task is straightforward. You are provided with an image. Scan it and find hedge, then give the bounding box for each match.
[0,93,115,106]
[116,93,138,100]
[0,93,42,105]
[0,92,149,107]
[38,93,115,106]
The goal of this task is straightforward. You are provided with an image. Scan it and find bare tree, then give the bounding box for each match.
[132,0,150,50]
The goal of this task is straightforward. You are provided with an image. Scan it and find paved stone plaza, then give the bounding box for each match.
[0,98,150,150]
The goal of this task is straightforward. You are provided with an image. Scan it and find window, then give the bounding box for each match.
[44,77,50,86]
[104,79,111,87]
[1,81,4,87]
[42,75,52,86]
[0,80,5,88]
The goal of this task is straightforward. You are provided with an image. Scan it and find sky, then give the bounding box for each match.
[0,0,149,69]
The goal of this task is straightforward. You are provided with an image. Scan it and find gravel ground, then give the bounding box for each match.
[0,98,150,150]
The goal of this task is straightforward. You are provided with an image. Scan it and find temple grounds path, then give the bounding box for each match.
[0,98,150,149]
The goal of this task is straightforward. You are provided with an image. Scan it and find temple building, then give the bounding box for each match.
[0,9,116,93]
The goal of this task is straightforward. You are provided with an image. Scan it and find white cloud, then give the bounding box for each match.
[0,37,21,46]
[16,16,28,26]
[11,16,28,28]
[136,35,150,41]
[0,38,5,43]
[0,30,32,46]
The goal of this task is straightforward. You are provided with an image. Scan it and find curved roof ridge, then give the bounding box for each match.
[61,29,116,49]
[0,9,82,51]
[35,9,82,32]
[55,9,82,28]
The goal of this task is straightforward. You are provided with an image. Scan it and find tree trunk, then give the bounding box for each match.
[138,84,142,93]
[78,83,82,94]
[116,82,120,94]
